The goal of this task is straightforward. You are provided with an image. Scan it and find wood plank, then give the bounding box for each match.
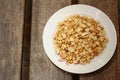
[0,0,24,80]
[78,0,119,80]
[30,0,72,80]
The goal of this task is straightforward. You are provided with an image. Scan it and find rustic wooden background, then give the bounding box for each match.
[0,0,119,80]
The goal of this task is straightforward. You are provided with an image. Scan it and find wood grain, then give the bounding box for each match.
[0,0,24,80]
[30,0,72,80]
[78,0,120,80]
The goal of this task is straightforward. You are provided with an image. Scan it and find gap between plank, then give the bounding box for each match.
[71,0,78,4]
[72,74,79,80]
[21,0,32,80]
[118,0,120,28]
[71,0,79,80]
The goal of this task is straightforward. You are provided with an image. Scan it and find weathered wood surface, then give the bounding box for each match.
[78,0,120,80]
[30,0,72,80]
[0,0,24,80]
[0,0,119,80]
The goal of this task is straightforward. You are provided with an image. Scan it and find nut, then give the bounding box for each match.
[53,14,108,64]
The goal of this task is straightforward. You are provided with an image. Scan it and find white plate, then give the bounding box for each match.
[43,4,117,74]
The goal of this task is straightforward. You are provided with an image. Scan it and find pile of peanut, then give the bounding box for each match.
[53,14,108,64]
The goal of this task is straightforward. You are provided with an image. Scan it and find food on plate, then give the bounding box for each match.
[53,14,108,64]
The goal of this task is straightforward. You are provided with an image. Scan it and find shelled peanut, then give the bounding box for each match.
[53,14,108,64]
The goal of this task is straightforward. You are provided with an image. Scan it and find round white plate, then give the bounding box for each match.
[43,4,117,74]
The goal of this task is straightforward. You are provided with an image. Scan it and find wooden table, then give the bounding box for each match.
[0,0,119,80]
